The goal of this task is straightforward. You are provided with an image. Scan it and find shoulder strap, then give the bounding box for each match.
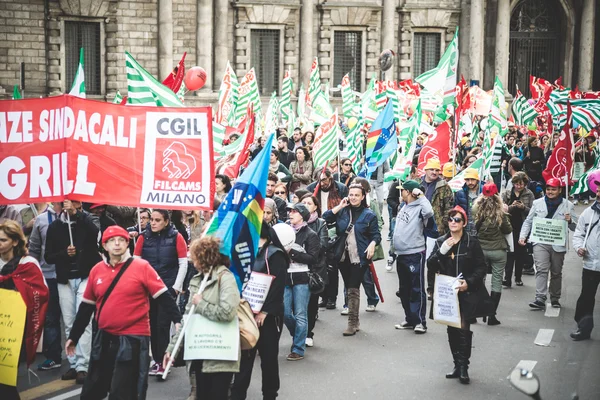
[96,257,134,323]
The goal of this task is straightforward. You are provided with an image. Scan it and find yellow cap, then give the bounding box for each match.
[423,158,441,171]
[442,162,457,178]
[463,168,480,180]
[460,136,470,145]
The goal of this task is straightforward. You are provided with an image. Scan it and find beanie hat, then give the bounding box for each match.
[288,203,311,221]
[442,162,457,178]
[102,225,130,244]
[463,168,480,180]
[398,180,420,192]
[423,158,441,171]
[449,206,468,224]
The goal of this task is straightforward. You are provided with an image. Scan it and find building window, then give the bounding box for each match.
[413,33,441,77]
[251,29,280,95]
[65,21,101,95]
[333,31,362,93]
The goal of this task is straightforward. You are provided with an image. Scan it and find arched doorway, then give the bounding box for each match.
[508,0,565,97]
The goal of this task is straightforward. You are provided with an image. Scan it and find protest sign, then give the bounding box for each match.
[433,274,461,328]
[0,96,214,210]
[530,217,567,246]
[184,314,239,361]
[573,162,585,181]
[0,289,27,386]
[242,272,274,314]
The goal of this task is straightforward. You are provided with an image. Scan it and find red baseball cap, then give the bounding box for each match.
[102,226,130,244]
[482,182,498,197]
[546,178,562,188]
[90,203,106,209]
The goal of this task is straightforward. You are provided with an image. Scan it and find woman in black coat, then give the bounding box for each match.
[427,206,493,385]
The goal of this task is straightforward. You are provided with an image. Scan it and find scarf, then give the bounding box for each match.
[308,211,319,224]
[0,256,49,367]
[544,196,563,219]
[291,221,307,232]
[320,183,342,210]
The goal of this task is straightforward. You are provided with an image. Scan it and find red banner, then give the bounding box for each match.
[543,103,573,185]
[0,95,214,210]
[417,120,451,176]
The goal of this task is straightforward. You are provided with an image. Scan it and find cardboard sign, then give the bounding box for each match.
[433,274,462,328]
[242,272,274,314]
[184,313,239,361]
[0,289,27,386]
[573,162,585,181]
[530,217,567,246]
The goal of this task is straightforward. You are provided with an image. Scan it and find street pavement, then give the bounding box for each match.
[17,203,600,400]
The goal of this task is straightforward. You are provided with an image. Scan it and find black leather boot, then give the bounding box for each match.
[455,329,472,384]
[488,291,501,326]
[445,327,460,379]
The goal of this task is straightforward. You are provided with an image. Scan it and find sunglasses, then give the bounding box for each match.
[449,216,464,223]
[343,163,352,167]
[274,191,286,195]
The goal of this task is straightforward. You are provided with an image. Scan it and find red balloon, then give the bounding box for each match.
[184,66,207,91]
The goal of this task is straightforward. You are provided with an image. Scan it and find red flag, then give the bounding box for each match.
[215,105,255,178]
[162,52,186,93]
[542,102,574,185]
[368,262,384,303]
[417,120,451,176]
[0,257,49,367]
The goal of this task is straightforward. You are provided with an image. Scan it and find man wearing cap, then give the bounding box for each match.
[421,159,454,254]
[442,162,457,183]
[66,226,181,398]
[454,168,481,235]
[458,137,472,166]
[88,204,117,233]
[519,178,577,309]
[393,180,433,334]
[571,179,600,341]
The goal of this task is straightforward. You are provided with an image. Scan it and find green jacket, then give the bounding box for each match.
[167,265,241,373]
[473,208,513,250]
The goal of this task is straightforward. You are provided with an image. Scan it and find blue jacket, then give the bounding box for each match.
[323,206,381,266]
[454,182,482,234]
[141,224,180,288]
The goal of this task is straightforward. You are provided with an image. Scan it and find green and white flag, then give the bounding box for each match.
[571,152,600,195]
[312,111,339,169]
[547,99,567,132]
[69,48,86,98]
[361,77,379,123]
[416,27,458,105]
[488,76,508,137]
[125,52,183,107]
[346,116,364,173]
[386,86,401,123]
[12,85,21,99]
[216,61,239,126]
[308,57,321,105]
[563,99,600,132]
[310,91,334,126]
[341,74,355,118]
[280,68,294,135]
[385,100,422,182]
[512,87,538,126]
[112,91,123,104]
[213,122,227,159]
[264,92,279,135]
[235,68,262,125]
[448,157,484,192]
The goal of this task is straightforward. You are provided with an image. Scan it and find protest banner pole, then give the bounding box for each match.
[66,212,74,246]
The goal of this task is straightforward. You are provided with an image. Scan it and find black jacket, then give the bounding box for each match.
[286,225,321,286]
[271,196,288,221]
[45,210,101,284]
[252,244,288,316]
[307,217,329,284]
[427,233,494,319]
[278,150,296,169]
[386,179,401,218]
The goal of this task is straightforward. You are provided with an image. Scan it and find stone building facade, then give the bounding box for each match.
[0,0,598,105]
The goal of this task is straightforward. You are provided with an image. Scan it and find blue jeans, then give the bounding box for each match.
[283,284,310,356]
[363,268,380,306]
[43,278,62,363]
[396,252,427,327]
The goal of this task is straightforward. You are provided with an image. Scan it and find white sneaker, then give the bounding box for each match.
[385,264,393,272]
[414,324,427,334]
[584,200,589,205]
[341,307,349,315]
[305,337,314,347]
[573,200,579,205]
[366,305,377,312]
[394,320,414,330]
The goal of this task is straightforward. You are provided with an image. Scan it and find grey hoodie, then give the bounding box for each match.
[393,196,434,255]
[29,208,58,279]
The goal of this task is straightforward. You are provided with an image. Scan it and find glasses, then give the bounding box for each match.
[274,191,286,195]
[343,163,352,167]
[449,216,464,223]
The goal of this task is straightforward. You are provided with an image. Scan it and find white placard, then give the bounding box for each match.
[433,274,462,328]
[184,314,239,361]
[530,217,566,246]
[242,272,274,314]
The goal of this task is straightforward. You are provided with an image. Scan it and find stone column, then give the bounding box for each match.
[469,0,484,83]
[213,0,228,90]
[158,0,173,80]
[196,0,213,91]
[458,0,470,80]
[299,0,314,87]
[381,0,395,80]
[579,0,596,91]
[495,0,510,93]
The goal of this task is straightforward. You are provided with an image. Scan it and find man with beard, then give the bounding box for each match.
[454,168,482,235]
[277,134,296,169]
[288,128,305,152]
[88,204,117,233]
[267,173,288,221]
[421,159,454,258]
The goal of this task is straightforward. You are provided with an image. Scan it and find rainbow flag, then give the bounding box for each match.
[360,100,397,177]
[206,135,273,291]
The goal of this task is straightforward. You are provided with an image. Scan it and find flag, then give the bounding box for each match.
[488,76,508,136]
[543,103,574,185]
[571,154,600,195]
[312,111,339,169]
[361,101,397,177]
[346,117,364,173]
[215,106,255,178]
[565,99,600,131]
[417,120,451,176]
[69,48,86,98]
[512,88,538,126]
[12,85,21,99]
[341,74,355,118]
[213,113,253,161]
[547,99,567,132]
[161,52,186,93]
[416,27,458,104]
[280,67,294,132]
[386,84,401,123]
[361,77,379,123]
[309,91,334,126]
[264,92,279,135]
[448,157,484,191]
[308,57,321,105]
[235,68,262,124]
[112,91,123,104]
[207,135,273,291]
[125,52,184,107]
[215,61,239,126]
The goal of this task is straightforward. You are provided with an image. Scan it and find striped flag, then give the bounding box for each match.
[12,85,21,99]
[361,78,379,123]
[361,101,397,177]
[341,74,355,118]
[488,76,508,136]
[346,116,364,173]
[112,91,123,104]
[309,91,334,126]
[386,85,401,123]
[280,67,294,134]
[312,111,339,169]
[375,81,388,111]
[416,27,458,105]
[542,102,574,185]
[215,61,239,126]
[264,92,279,135]
[235,68,262,125]
[125,52,183,107]
[564,99,600,131]
[308,57,321,105]
[448,157,484,192]
[547,99,567,131]
[512,88,538,126]
[69,48,86,98]
[385,100,421,182]
[213,122,226,158]
[571,151,600,195]
[215,105,256,179]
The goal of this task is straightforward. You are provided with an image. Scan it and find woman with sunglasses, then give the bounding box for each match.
[334,158,356,187]
[323,183,381,336]
[427,206,492,384]
[273,183,288,202]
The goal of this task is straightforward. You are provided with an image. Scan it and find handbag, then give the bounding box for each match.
[325,212,354,265]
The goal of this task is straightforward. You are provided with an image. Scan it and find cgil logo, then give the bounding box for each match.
[156,117,203,136]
